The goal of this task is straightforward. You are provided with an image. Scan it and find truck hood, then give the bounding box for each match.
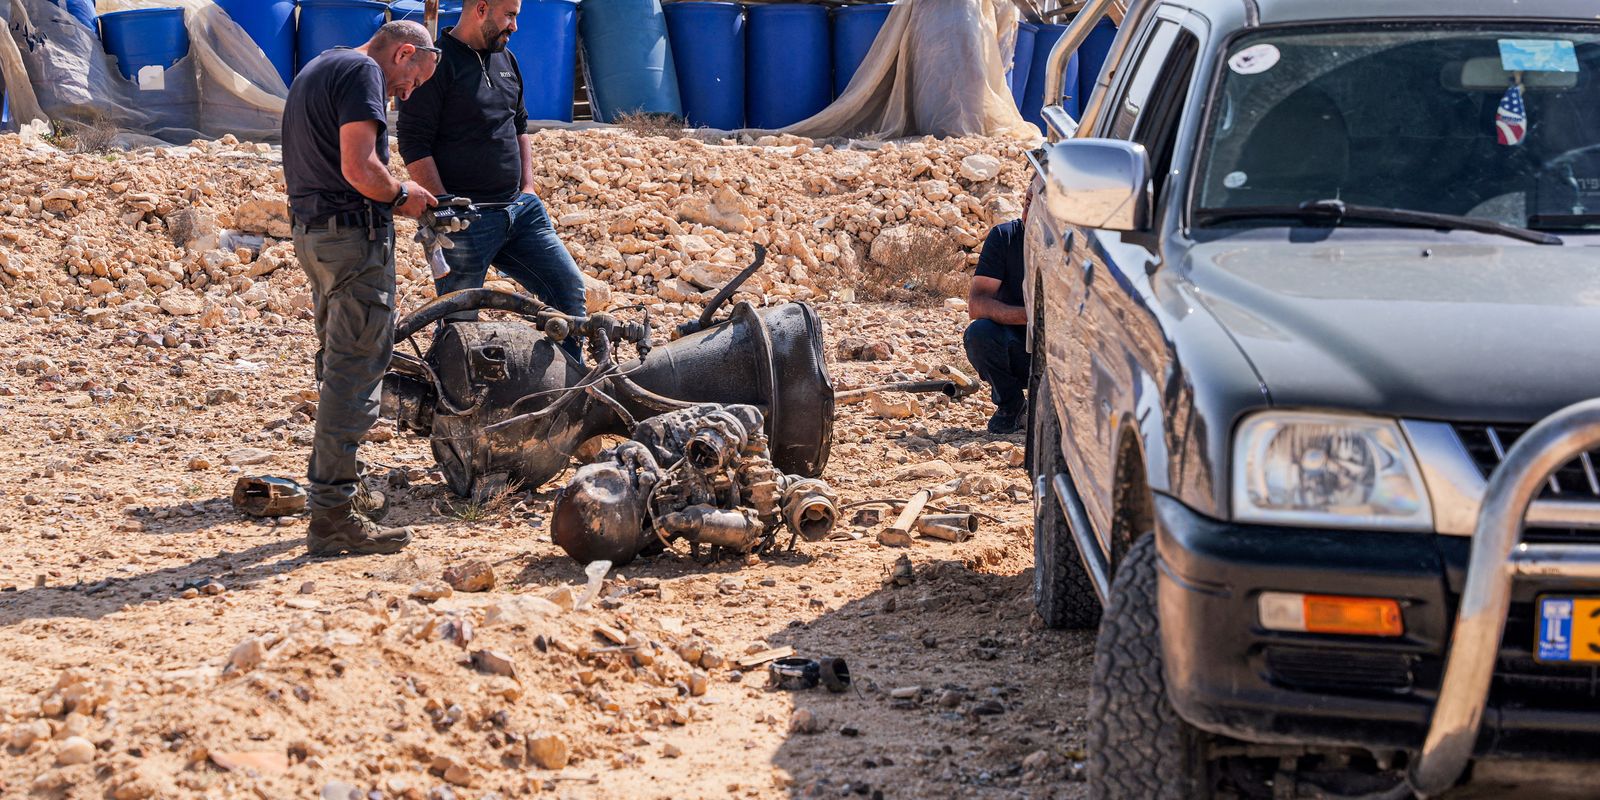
[1183,231,1600,423]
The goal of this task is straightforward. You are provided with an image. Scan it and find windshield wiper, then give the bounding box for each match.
[1528,213,1600,231]
[1196,199,1563,245]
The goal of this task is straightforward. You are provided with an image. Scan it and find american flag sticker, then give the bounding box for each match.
[1496,83,1527,146]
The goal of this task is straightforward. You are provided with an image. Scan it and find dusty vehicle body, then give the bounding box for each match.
[1025,0,1600,797]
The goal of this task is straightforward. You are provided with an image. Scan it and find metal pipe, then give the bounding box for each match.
[886,489,932,538]
[1040,0,1151,140]
[835,380,964,403]
[1512,544,1600,579]
[915,513,978,542]
[1050,473,1111,604]
[1409,399,1600,796]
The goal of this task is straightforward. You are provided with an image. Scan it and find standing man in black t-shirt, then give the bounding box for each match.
[964,211,1030,435]
[282,21,439,556]
[397,0,588,359]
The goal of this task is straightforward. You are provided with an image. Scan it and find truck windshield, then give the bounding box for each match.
[1194,26,1600,233]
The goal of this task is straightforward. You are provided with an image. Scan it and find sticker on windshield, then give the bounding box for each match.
[1498,39,1580,73]
[1223,171,1248,189]
[1229,44,1281,75]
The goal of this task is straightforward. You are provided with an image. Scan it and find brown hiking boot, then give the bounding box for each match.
[352,481,390,522]
[307,503,411,557]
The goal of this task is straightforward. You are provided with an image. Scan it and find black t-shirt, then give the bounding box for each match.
[976,219,1027,320]
[282,48,389,224]
[397,28,529,204]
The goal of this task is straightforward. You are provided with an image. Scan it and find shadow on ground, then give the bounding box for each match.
[764,556,1096,799]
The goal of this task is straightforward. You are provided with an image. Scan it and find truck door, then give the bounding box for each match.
[1063,11,1202,544]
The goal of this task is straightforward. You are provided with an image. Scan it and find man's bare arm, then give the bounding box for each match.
[340,121,435,218]
[517,134,536,195]
[968,276,1027,326]
[403,156,448,198]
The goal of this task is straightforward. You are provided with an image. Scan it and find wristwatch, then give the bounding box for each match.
[391,183,409,209]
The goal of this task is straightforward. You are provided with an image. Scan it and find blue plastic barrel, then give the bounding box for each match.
[216,0,296,87]
[46,0,96,29]
[512,0,579,122]
[389,0,462,33]
[1077,18,1116,112]
[99,8,189,81]
[1008,21,1036,108]
[746,4,830,129]
[1021,23,1077,132]
[580,0,681,122]
[831,4,891,97]
[297,0,388,74]
[663,2,744,129]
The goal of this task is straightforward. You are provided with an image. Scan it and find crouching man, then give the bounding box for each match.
[963,214,1029,435]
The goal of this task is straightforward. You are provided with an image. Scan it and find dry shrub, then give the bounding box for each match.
[614,111,693,140]
[57,112,122,153]
[859,226,967,304]
[437,476,522,521]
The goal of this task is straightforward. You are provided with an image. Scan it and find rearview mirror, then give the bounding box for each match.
[1042,139,1151,232]
[1450,57,1579,91]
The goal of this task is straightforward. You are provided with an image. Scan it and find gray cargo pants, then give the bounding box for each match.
[292,218,396,512]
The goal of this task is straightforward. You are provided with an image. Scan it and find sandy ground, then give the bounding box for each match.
[0,292,1094,799]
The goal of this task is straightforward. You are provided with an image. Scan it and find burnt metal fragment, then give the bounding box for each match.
[552,404,839,566]
[231,476,307,517]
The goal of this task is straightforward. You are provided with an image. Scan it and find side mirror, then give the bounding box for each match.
[1042,139,1152,232]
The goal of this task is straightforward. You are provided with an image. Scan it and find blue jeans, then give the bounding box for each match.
[437,193,588,353]
[963,319,1029,411]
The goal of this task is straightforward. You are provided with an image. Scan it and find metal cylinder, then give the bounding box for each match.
[782,478,838,542]
[915,513,978,542]
[659,506,762,551]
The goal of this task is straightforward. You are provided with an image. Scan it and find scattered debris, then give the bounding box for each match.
[231,475,307,517]
[553,404,837,566]
[915,513,978,542]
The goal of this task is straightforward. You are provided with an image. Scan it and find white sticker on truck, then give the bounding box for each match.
[1229,44,1281,75]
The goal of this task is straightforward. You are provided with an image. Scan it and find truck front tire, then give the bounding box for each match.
[1030,379,1102,630]
[1088,535,1212,799]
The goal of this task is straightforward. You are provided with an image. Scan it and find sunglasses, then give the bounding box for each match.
[415,45,442,55]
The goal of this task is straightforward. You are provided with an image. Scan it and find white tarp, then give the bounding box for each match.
[779,0,1041,142]
[1,0,286,144]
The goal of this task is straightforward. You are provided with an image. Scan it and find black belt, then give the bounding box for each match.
[295,205,392,239]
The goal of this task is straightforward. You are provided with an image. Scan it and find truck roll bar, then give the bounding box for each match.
[1410,399,1600,796]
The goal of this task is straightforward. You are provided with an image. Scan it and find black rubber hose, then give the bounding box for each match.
[393,288,550,341]
[682,244,767,335]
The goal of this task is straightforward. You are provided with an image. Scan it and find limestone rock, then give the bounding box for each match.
[582,273,612,313]
[159,290,205,316]
[56,735,95,765]
[527,731,569,770]
[960,154,1002,182]
[441,559,496,593]
[233,192,293,238]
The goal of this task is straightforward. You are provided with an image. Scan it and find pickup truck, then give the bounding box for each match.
[1021,1,1600,797]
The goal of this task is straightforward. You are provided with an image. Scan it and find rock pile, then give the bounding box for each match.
[0,128,1027,330]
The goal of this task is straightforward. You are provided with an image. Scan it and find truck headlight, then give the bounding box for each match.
[1232,412,1433,531]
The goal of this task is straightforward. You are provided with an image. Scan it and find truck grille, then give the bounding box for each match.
[1453,423,1600,544]
[1453,423,1600,499]
[1264,646,1414,694]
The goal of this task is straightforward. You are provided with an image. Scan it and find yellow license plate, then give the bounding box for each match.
[1535,596,1600,663]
